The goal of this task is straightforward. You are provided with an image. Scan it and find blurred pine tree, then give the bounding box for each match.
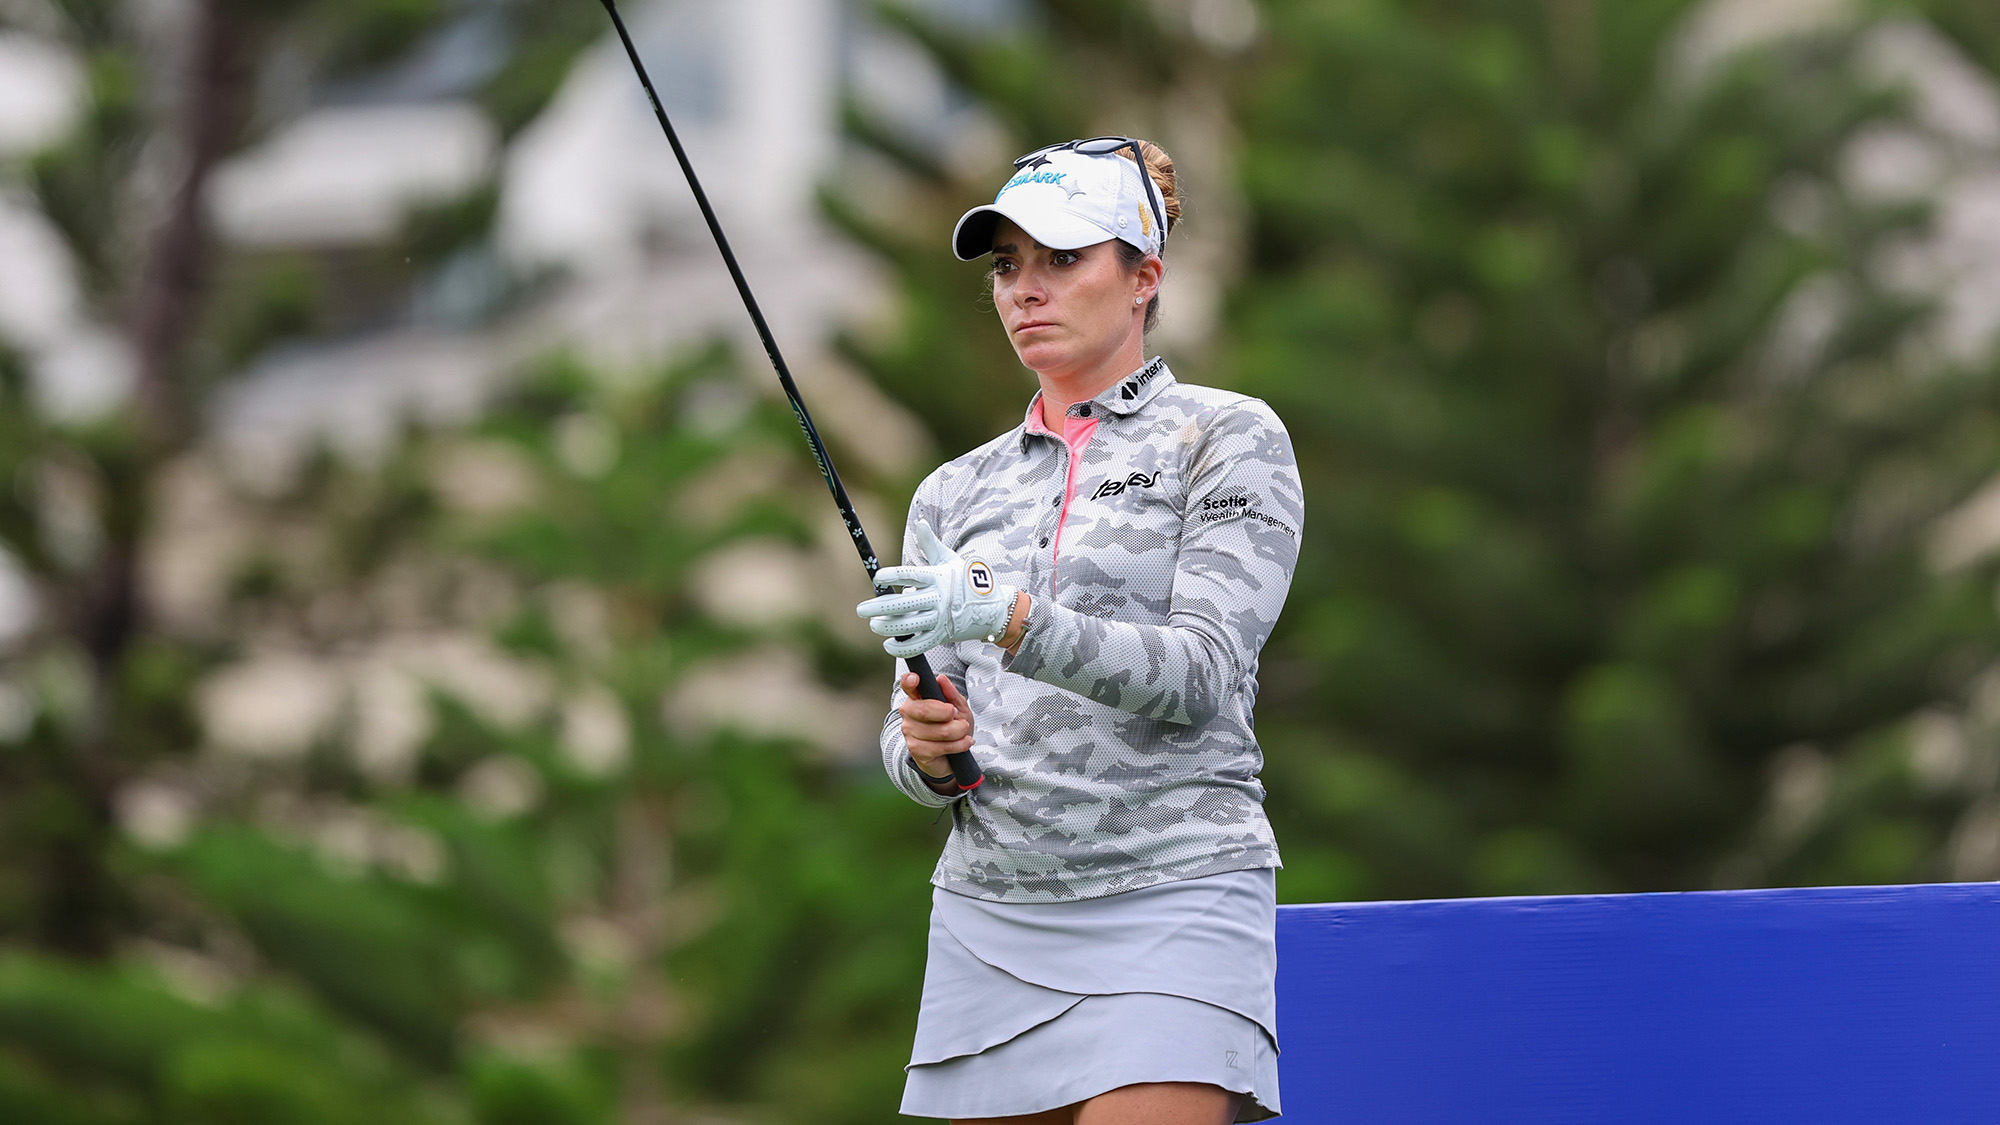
[1234,0,2000,899]
[0,2,928,1121]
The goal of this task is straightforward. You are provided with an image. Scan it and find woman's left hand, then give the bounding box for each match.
[858,521,1020,657]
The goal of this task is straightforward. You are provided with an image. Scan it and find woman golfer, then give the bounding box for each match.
[856,137,1302,1124]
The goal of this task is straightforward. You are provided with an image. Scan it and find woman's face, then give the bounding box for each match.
[990,219,1157,380]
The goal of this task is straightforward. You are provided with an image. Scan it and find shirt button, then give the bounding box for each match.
[1051,497,1061,506]
[1078,404,1091,417]
[1039,537,1050,548]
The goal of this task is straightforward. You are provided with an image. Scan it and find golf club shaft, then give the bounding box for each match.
[596,0,981,791]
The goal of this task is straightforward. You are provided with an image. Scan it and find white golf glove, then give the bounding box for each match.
[857,521,1019,659]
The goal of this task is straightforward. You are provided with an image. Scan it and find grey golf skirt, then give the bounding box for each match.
[901,867,1281,1121]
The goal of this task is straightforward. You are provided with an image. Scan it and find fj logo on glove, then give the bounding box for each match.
[967,561,996,595]
[1091,472,1161,500]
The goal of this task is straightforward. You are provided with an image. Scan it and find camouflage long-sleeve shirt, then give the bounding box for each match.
[879,359,1304,902]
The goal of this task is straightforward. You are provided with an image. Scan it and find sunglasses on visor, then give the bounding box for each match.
[1013,136,1170,248]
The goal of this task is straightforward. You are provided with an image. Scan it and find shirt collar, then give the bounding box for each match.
[1019,357,1177,444]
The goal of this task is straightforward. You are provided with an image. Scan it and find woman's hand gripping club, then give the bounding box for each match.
[858,522,1024,794]
[896,672,977,785]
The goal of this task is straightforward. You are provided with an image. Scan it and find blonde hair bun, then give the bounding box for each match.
[1129,140,1181,237]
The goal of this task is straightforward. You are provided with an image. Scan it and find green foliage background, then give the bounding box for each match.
[4,0,2000,1121]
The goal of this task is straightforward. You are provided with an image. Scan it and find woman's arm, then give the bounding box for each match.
[1004,401,1303,725]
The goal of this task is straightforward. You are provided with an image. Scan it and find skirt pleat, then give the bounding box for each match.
[903,990,1280,1121]
[901,867,1281,1121]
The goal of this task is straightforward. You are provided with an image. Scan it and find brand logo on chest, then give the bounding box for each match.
[1091,472,1161,500]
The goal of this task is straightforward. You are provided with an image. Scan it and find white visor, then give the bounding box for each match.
[952,147,1164,261]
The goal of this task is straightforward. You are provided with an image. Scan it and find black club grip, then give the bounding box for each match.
[906,652,984,791]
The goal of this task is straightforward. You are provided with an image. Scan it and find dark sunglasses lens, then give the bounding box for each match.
[1015,138,1133,166]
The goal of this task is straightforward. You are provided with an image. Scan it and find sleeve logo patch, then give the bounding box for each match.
[1196,491,1299,538]
[967,561,997,595]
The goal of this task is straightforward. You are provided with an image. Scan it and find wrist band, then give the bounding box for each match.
[908,755,962,791]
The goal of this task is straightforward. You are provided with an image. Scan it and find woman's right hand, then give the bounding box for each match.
[900,672,973,779]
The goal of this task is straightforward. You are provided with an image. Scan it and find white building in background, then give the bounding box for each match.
[0,0,967,433]
[208,0,854,261]
[499,0,843,273]
[209,103,499,248]
[203,0,948,487]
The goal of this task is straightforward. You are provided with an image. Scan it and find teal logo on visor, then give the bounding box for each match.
[997,169,1065,199]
